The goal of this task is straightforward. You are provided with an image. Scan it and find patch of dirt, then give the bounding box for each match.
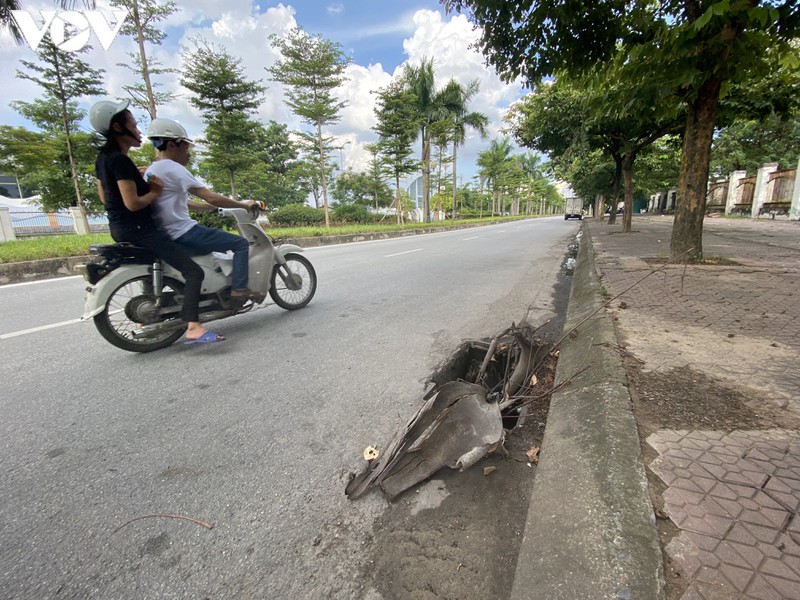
[361,355,557,600]
[623,356,800,600]
[641,256,742,266]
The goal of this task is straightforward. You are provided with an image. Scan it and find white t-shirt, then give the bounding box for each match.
[145,159,203,240]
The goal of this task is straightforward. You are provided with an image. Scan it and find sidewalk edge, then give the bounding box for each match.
[510,222,664,600]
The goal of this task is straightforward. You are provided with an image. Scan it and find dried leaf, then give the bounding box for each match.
[526,446,540,463]
[363,446,380,461]
[530,374,538,387]
[483,466,496,476]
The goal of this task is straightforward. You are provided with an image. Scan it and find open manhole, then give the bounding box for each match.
[347,323,559,500]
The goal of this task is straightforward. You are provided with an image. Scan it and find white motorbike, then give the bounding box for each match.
[78,207,316,352]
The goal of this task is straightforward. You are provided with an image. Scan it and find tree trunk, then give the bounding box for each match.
[451,143,457,219]
[621,151,635,233]
[318,120,330,227]
[594,194,604,221]
[670,76,722,263]
[606,153,622,225]
[53,55,82,207]
[395,175,402,224]
[132,0,157,119]
[422,133,431,223]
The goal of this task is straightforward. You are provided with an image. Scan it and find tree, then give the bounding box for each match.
[364,142,392,211]
[331,171,392,208]
[0,0,22,43]
[15,38,104,208]
[181,39,265,197]
[445,79,488,218]
[711,113,800,177]
[0,124,101,212]
[111,0,177,118]
[445,0,800,261]
[268,27,349,227]
[373,80,419,224]
[401,58,463,222]
[477,138,514,216]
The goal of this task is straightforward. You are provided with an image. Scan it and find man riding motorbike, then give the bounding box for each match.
[144,118,261,302]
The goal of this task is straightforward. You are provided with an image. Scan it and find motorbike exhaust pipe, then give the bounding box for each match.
[130,310,238,339]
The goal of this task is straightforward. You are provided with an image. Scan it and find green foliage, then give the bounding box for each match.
[373,80,419,220]
[181,39,265,118]
[331,171,392,208]
[711,112,800,177]
[267,28,349,127]
[0,126,101,212]
[400,58,465,220]
[190,210,234,231]
[181,40,268,198]
[13,38,105,209]
[332,203,370,223]
[0,233,113,264]
[267,27,350,225]
[270,204,326,226]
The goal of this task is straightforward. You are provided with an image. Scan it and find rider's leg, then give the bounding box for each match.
[137,228,207,338]
[176,224,251,292]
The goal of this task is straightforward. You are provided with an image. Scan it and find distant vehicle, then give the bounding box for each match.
[564,197,583,220]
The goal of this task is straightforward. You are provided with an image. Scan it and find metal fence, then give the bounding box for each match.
[9,209,109,237]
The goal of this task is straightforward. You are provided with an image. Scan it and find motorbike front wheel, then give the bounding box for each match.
[269,253,317,310]
[94,275,186,352]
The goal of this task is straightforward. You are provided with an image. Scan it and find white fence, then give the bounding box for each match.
[649,159,800,220]
[0,207,108,241]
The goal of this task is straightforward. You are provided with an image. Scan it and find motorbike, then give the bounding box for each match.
[78,206,317,352]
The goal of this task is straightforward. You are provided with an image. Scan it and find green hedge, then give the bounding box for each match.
[270,204,326,226]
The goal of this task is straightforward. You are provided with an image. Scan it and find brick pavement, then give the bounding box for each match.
[587,215,800,600]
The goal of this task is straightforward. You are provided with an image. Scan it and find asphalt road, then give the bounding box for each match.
[0,217,578,599]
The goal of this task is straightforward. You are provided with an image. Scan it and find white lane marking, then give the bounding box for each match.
[385,248,424,258]
[0,318,83,340]
[463,236,479,241]
[0,275,82,289]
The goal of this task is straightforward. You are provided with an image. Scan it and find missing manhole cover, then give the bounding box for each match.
[347,324,559,500]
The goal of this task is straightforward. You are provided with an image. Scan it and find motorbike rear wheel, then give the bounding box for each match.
[94,275,186,352]
[269,253,317,310]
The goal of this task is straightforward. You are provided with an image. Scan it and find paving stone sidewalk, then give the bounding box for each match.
[587,215,800,600]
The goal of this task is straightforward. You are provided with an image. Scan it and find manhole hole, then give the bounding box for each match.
[347,323,559,499]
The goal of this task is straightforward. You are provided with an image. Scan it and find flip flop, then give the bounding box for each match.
[184,331,226,345]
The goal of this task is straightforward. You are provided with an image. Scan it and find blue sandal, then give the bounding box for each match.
[184,331,226,345]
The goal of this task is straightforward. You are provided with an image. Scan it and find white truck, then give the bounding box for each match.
[564,197,583,220]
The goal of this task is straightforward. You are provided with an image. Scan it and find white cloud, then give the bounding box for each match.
[327,4,345,17]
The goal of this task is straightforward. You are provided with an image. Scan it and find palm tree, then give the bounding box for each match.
[1,0,23,43]
[401,58,461,222]
[444,78,488,218]
[2,1,96,44]
[477,138,514,216]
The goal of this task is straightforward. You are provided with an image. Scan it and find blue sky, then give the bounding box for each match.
[1,1,526,185]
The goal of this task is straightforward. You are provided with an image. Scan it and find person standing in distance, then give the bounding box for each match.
[90,100,224,344]
[145,118,261,301]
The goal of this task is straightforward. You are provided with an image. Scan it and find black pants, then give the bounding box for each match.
[110,223,204,323]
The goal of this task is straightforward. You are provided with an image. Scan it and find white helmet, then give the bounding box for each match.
[89,99,130,135]
[147,118,193,144]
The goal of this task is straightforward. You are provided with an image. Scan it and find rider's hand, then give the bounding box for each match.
[145,173,164,194]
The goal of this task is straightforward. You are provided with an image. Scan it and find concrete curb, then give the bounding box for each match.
[510,222,664,599]
[0,256,90,285]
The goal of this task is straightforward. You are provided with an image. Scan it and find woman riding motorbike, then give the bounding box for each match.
[90,99,223,344]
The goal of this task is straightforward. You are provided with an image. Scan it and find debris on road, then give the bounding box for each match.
[346,324,557,500]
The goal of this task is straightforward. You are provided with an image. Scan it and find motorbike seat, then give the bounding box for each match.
[89,243,157,264]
